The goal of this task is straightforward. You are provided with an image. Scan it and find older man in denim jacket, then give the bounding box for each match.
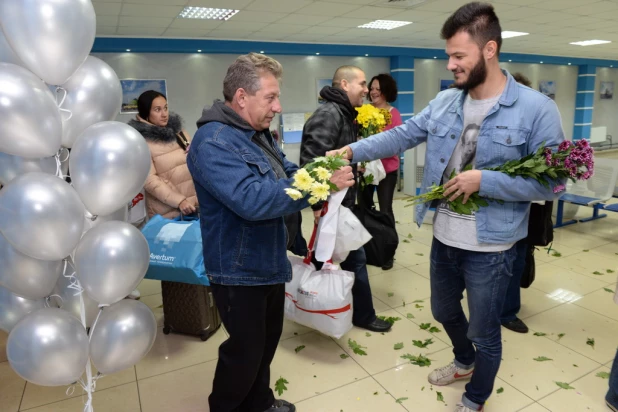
[188,53,354,412]
[328,3,566,412]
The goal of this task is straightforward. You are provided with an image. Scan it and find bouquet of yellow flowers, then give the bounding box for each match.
[356,104,391,138]
[285,153,348,205]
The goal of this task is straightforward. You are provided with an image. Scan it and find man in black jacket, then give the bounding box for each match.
[300,65,391,333]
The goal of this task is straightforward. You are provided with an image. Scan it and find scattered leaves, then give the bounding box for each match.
[293,332,298,336]
[412,338,434,348]
[366,332,372,337]
[387,292,395,297]
[395,397,408,404]
[275,377,289,396]
[573,364,578,367]
[373,391,379,395]
[437,391,445,403]
[533,356,553,362]
[596,372,610,379]
[555,381,575,390]
[421,386,425,391]
[593,271,604,275]
[415,304,424,309]
[496,387,504,394]
[608,269,615,273]
[401,353,432,367]
[604,288,615,293]
[348,339,367,356]
[552,251,562,257]
[294,345,305,354]
[413,300,424,303]
[402,300,406,307]
[586,338,595,349]
[415,253,424,256]
[428,326,441,333]
[340,353,350,359]
[407,233,413,238]
[406,313,415,319]
[394,342,404,350]
[402,239,411,243]
[533,332,547,336]
[377,315,401,325]
[583,249,589,252]
[557,333,565,340]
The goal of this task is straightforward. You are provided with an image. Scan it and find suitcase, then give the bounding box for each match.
[161,281,222,341]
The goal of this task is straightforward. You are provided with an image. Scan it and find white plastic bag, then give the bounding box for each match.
[364,159,386,185]
[332,206,372,262]
[314,188,347,262]
[285,256,354,339]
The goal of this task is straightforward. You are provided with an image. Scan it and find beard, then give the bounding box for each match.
[454,57,487,92]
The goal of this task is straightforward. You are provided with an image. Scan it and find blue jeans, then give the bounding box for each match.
[430,238,516,409]
[313,247,376,325]
[607,350,618,409]
[500,239,528,323]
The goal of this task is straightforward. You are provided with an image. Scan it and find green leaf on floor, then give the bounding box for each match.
[294,345,305,354]
[557,333,565,340]
[421,386,425,391]
[156,304,164,309]
[593,271,604,275]
[395,397,408,404]
[275,377,289,396]
[406,313,415,319]
[551,251,562,257]
[348,338,368,356]
[374,391,379,395]
[377,315,401,325]
[412,338,434,348]
[401,353,432,367]
[597,372,610,379]
[294,332,298,336]
[536,386,539,391]
[396,220,400,224]
[403,300,406,307]
[496,387,504,394]
[429,326,441,333]
[555,381,575,390]
[533,356,553,362]
[420,323,431,330]
[573,364,578,367]
[394,342,404,350]
[604,288,615,293]
[415,304,424,309]
[583,249,589,252]
[607,269,615,273]
[366,332,372,337]
[415,253,424,256]
[586,338,595,349]
[436,391,445,403]
[340,353,350,359]
[413,299,425,303]
[387,292,395,297]
[407,233,413,238]
[403,239,411,243]
[533,332,547,336]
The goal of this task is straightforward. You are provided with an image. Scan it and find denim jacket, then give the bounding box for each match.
[349,70,566,244]
[187,118,309,286]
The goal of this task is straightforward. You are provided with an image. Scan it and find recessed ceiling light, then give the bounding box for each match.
[178,7,239,20]
[570,39,611,46]
[260,50,264,53]
[502,31,529,39]
[568,62,572,65]
[365,54,369,56]
[433,56,437,59]
[358,20,412,30]
[197,49,202,52]
[316,52,320,55]
[508,59,512,62]
[611,65,614,68]
[126,49,131,52]
[540,61,543,64]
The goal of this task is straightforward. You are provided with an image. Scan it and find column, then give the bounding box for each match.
[573,65,596,141]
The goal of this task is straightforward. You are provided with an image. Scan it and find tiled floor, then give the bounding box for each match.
[2,192,618,411]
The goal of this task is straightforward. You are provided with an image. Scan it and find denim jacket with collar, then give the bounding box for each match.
[187,122,309,286]
[349,70,566,245]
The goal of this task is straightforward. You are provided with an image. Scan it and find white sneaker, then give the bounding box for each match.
[428,361,474,386]
[455,402,482,412]
[126,289,141,300]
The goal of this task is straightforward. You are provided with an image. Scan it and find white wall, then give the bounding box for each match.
[412,59,578,166]
[93,52,389,165]
[593,67,618,143]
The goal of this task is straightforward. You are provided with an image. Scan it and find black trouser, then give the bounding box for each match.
[209,283,285,412]
[361,170,398,223]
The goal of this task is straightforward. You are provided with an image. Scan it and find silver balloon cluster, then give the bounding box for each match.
[0,0,157,391]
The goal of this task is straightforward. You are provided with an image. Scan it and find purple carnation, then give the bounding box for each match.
[553,184,566,193]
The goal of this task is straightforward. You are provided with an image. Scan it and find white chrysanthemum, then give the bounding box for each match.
[284,188,303,200]
[310,181,330,201]
[314,166,332,181]
[292,169,314,191]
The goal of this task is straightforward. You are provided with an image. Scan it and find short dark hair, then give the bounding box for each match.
[368,73,398,103]
[512,72,532,88]
[440,2,502,54]
[137,90,166,120]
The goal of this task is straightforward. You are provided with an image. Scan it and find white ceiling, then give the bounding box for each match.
[93,0,618,60]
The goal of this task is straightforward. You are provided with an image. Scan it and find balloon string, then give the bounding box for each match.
[55,86,73,121]
[55,148,70,180]
[78,280,95,412]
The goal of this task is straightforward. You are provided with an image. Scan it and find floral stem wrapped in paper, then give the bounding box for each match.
[285,153,348,205]
[407,139,595,215]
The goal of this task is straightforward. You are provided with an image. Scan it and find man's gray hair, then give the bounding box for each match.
[223,53,283,102]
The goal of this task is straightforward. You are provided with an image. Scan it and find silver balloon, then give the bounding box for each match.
[0,0,96,86]
[0,286,46,333]
[0,30,24,67]
[0,172,85,260]
[75,221,150,305]
[7,308,89,386]
[0,233,62,299]
[82,206,129,237]
[50,273,100,329]
[0,63,63,158]
[89,300,157,375]
[0,151,58,186]
[60,56,122,148]
[69,121,151,216]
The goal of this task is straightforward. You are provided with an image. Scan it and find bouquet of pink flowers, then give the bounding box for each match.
[407,139,595,215]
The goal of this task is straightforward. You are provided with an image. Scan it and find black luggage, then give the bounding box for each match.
[352,196,399,267]
[161,281,222,341]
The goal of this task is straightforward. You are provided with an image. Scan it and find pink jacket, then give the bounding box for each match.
[380,107,403,173]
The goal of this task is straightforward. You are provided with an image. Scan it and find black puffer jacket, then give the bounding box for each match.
[300,86,358,210]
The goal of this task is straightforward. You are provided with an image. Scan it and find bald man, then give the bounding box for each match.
[299,66,392,333]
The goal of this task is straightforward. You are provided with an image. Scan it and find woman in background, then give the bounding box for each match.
[128,90,197,220]
[362,73,403,270]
